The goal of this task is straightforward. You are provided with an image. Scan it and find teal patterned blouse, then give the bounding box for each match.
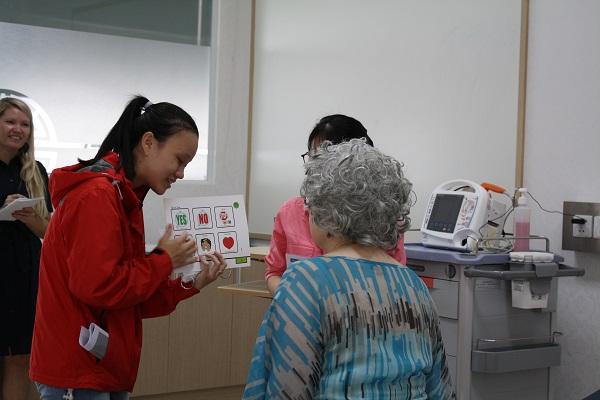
[243,256,455,399]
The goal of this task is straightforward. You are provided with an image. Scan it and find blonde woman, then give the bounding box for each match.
[0,97,52,400]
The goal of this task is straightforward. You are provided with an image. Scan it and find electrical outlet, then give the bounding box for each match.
[594,216,600,238]
[573,215,593,238]
[563,202,600,253]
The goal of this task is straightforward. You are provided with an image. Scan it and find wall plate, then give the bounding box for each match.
[572,215,593,238]
[594,216,600,239]
[563,202,600,253]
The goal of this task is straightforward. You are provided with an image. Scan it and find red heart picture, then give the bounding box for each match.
[223,236,235,249]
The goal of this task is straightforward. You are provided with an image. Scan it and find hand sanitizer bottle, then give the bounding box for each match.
[513,188,531,251]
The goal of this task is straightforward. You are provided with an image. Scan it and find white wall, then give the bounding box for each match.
[142,0,252,244]
[525,1,600,398]
[249,0,522,237]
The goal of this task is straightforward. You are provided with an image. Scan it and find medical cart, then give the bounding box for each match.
[405,244,584,400]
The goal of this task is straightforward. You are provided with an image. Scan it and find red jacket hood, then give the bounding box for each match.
[50,152,148,211]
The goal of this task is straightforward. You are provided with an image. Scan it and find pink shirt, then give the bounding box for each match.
[264,197,407,280]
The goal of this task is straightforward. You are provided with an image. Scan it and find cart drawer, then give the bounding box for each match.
[439,317,458,356]
[428,278,459,319]
[471,343,560,373]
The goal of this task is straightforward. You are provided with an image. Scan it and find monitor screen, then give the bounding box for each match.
[426,194,464,233]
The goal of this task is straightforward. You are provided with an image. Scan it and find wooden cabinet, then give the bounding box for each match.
[132,248,270,396]
[133,316,170,395]
[229,255,271,383]
[167,282,235,391]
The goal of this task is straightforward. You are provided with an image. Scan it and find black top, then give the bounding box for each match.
[0,156,52,272]
[0,156,53,355]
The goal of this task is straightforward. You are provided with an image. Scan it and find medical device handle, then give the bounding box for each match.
[434,178,485,193]
[464,263,584,280]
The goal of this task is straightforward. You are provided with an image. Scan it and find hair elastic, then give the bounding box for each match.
[141,100,153,114]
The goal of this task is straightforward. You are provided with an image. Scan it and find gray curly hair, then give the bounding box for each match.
[300,138,412,250]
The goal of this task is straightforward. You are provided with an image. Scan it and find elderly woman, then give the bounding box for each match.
[243,139,455,399]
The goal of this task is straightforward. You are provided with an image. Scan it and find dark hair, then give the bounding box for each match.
[307,114,373,150]
[80,95,199,179]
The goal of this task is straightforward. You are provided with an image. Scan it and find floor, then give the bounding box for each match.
[131,385,244,400]
[25,383,244,400]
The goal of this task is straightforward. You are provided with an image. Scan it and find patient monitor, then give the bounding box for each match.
[421,179,490,252]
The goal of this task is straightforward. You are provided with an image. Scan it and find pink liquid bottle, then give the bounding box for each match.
[513,188,531,251]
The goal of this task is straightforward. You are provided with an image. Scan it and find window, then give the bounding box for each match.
[0,0,212,180]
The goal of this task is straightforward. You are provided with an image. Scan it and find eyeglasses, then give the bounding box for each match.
[300,151,310,163]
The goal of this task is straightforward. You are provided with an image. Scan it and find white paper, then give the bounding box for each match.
[509,251,554,263]
[164,195,251,282]
[79,323,109,359]
[0,197,44,221]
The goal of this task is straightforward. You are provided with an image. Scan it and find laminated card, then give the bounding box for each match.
[164,195,250,281]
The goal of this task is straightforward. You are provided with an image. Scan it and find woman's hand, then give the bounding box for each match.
[12,206,37,222]
[3,193,24,207]
[9,197,49,238]
[157,225,198,269]
[194,252,227,291]
[266,275,281,295]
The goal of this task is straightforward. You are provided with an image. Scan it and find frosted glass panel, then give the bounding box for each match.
[0,0,211,45]
[0,18,210,180]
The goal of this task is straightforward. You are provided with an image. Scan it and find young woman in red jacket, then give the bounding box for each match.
[30,96,226,399]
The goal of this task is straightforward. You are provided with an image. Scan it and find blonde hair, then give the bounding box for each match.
[0,98,49,218]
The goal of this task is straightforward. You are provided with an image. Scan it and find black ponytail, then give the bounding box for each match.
[79,95,199,180]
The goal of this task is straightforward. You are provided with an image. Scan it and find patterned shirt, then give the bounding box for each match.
[244,256,455,400]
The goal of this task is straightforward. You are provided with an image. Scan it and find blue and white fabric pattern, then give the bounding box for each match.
[243,256,455,400]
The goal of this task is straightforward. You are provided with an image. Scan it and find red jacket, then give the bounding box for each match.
[30,153,198,391]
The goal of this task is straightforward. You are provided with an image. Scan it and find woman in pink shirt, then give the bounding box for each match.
[265,115,407,294]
